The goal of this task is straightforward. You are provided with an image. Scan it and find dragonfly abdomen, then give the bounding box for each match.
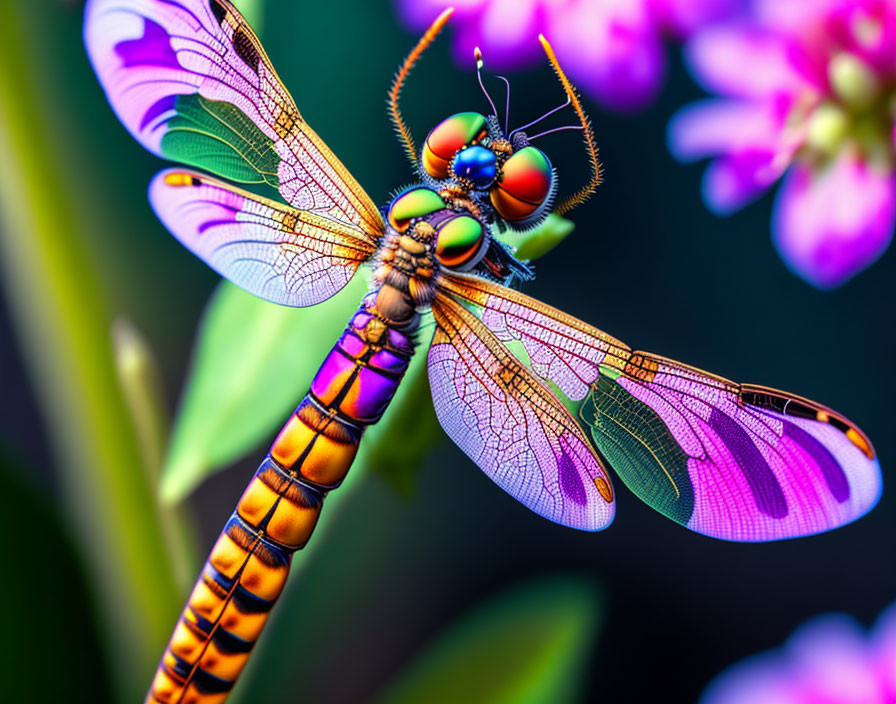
[147,301,418,704]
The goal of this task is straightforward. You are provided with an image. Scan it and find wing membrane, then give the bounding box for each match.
[150,169,376,306]
[429,295,615,531]
[438,273,631,400]
[440,272,881,542]
[84,0,383,234]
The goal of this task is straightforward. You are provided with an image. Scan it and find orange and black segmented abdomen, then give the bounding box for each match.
[146,300,418,704]
[148,464,319,704]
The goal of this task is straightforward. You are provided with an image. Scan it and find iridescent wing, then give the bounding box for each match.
[439,273,882,542]
[428,295,616,531]
[84,0,383,235]
[150,169,376,306]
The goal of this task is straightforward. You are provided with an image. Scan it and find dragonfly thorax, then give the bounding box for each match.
[373,218,438,323]
[376,183,500,322]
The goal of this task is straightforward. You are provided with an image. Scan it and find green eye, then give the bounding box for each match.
[435,215,485,269]
[388,187,446,230]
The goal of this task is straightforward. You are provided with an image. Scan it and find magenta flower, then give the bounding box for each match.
[669,0,896,289]
[700,602,896,704]
[396,0,744,113]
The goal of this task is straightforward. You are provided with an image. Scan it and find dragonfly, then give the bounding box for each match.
[85,1,882,702]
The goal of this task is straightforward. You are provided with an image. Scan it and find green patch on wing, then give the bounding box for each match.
[580,375,695,525]
[160,94,280,190]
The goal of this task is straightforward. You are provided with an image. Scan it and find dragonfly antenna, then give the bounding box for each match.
[538,34,602,216]
[389,8,455,167]
[528,124,585,140]
[496,73,511,134]
[474,49,512,134]
[474,49,496,116]
[508,96,571,140]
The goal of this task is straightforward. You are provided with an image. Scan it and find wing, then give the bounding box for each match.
[439,272,882,542]
[150,169,376,306]
[428,295,615,531]
[84,0,383,235]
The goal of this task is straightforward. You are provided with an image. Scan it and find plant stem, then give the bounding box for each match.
[113,318,199,592]
[0,5,182,701]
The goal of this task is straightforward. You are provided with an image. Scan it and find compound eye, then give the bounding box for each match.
[388,186,446,231]
[422,112,488,180]
[490,146,553,222]
[435,214,485,270]
[451,145,497,189]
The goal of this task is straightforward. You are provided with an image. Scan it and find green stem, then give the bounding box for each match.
[0,6,182,702]
[113,319,200,592]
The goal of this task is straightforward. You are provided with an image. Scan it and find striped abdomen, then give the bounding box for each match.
[147,299,418,704]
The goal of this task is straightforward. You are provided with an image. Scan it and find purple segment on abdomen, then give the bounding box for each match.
[709,409,788,518]
[340,331,366,357]
[783,421,850,502]
[388,328,414,355]
[115,19,180,69]
[310,347,354,398]
[310,306,416,424]
[351,366,402,420]
[351,311,373,329]
[369,348,407,374]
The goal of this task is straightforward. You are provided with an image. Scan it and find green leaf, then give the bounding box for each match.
[0,5,184,700]
[112,318,199,590]
[498,213,576,262]
[161,274,368,503]
[378,577,602,704]
[233,0,266,31]
[361,314,443,496]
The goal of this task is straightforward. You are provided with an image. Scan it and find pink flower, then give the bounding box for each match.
[669,0,896,289]
[396,0,744,113]
[700,602,896,704]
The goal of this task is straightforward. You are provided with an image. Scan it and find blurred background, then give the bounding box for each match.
[1,1,894,702]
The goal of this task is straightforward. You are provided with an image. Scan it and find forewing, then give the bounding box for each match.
[428,295,615,531]
[440,273,881,542]
[84,0,383,233]
[150,169,376,306]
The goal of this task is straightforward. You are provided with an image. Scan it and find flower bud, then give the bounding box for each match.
[806,102,849,154]
[829,52,879,109]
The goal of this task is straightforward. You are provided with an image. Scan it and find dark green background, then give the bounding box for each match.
[2,1,894,701]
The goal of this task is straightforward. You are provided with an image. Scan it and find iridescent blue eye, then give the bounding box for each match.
[451,145,497,189]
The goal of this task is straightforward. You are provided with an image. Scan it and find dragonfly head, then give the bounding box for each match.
[423,37,604,227]
[421,111,555,229]
[391,20,600,230]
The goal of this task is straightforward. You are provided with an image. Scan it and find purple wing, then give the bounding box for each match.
[439,273,881,542]
[150,170,376,306]
[428,295,615,532]
[612,360,881,541]
[84,0,383,234]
